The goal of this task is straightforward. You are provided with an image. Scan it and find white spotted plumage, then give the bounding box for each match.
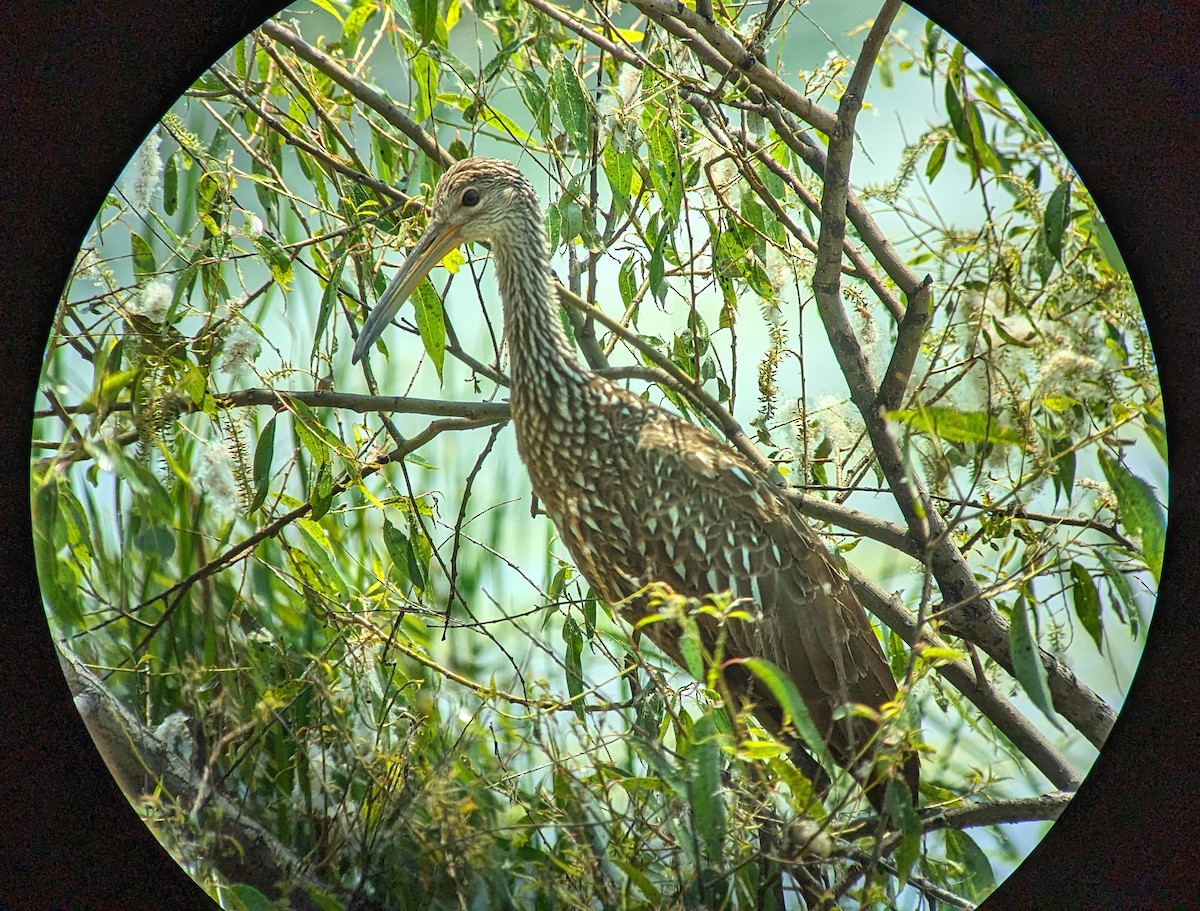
[364,158,918,809]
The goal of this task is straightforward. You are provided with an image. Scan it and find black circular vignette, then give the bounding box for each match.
[1,2,1196,909]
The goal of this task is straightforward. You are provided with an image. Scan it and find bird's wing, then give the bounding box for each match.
[629,411,900,760]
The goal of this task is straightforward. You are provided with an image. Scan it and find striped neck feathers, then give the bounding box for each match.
[489,207,587,394]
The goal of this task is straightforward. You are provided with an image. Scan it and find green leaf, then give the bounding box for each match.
[944,829,996,900]
[549,54,590,157]
[163,153,178,215]
[684,712,725,862]
[889,405,1025,447]
[562,616,586,721]
[408,0,446,45]
[734,657,837,775]
[1070,562,1104,653]
[482,36,528,84]
[1098,451,1166,582]
[289,399,331,469]
[382,519,413,588]
[1008,594,1061,728]
[342,1,375,46]
[225,883,277,911]
[617,257,637,309]
[313,252,345,361]
[1044,179,1072,262]
[643,100,683,228]
[309,459,333,521]
[1094,216,1128,275]
[134,525,175,560]
[678,618,706,680]
[411,281,446,381]
[602,140,634,216]
[1144,405,1167,463]
[407,524,432,591]
[249,415,276,514]
[885,778,921,885]
[130,233,156,280]
[251,232,294,291]
[412,48,439,123]
[925,138,947,181]
[966,100,1003,175]
[1034,220,1057,284]
[610,857,662,903]
[944,77,970,149]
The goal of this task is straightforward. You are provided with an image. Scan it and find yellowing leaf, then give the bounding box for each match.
[889,406,1025,447]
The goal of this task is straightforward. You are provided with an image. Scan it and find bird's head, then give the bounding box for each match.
[351,157,539,364]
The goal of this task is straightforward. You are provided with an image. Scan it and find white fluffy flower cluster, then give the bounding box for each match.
[195,443,240,520]
[123,126,163,212]
[219,321,262,376]
[129,279,173,322]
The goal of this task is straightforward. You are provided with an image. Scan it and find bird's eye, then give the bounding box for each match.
[461,188,480,207]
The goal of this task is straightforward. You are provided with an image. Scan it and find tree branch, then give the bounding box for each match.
[804,0,1115,748]
[876,273,934,412]
[260,20,453,169]
[848,568,1081,791]
[628,0,838,136]
[60,648,335,910]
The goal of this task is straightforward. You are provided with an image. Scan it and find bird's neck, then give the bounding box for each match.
[490,224,588,400]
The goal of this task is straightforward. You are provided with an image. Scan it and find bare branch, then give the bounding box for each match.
[628,0,839,136]
[260,20,453,169]
[848,568,1082,791]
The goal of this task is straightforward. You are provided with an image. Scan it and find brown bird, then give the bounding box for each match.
[352,157,918,811]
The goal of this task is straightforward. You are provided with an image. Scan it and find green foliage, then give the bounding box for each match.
[35,3,1160,909]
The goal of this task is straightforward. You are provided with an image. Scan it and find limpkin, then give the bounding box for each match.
[352,157,918,810]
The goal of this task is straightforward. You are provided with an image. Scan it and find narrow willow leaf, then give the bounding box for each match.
[610,858,661,903]
[342,1,375,47]
[944,828,996,899]
[734,657,836,773]
[966,100,1003,175]
[561,616,585,721]
[1094,216,1129,274]
[289,407,330,474]
[1144,406,1167,463]
[1098,451,1166,582]
[549,54,590,157]
[481,36,527,84]
[382,519,412,588]
[644,106,682,227]
[312,252,345,361]
[130,233,156,280]
[309,460,333,521]
[889,405,1025,447]
[1034,221,1056,284]
[409,281,446,381]
[602,140,634,216]
[163,153,178,215]
[1008,594,1061,728]
[1070,562,1104,652]
[412,49,438,122]
[1044,179,1072,262]
[251,232,294,290]
[249,415,276,513]
[407,525,432,590]
[885,779,921,885]
[408,0,444,45]
[926,138,948,181]
[679,618,706,681]
[684,712,725,862]
[462,101,529,142]
[226,883,277,911]
[134,525,176,560]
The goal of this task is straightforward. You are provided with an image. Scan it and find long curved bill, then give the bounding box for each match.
[350,220,465,364]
